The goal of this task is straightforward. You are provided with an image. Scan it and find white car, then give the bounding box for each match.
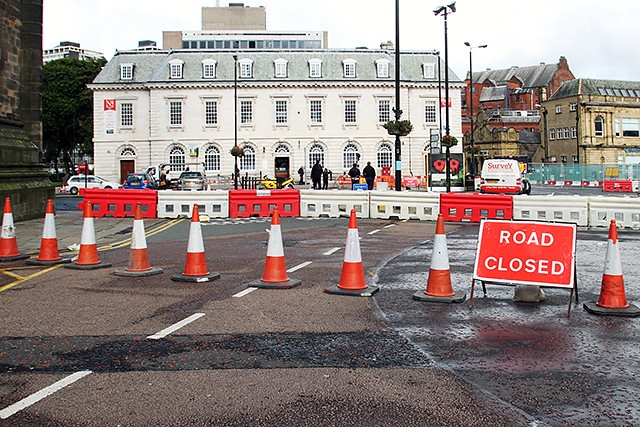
[62,175,122,195]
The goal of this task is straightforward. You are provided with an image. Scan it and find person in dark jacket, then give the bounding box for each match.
[348,163,361,189]
[311,160,323,190]
[297,166,305,185]
[362,161,376,190]
[322,168,331,190]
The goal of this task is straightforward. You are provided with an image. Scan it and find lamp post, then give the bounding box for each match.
[233,55,238,190]
[434,2,456,192]
[464,42,487,176]
[394,0,402,192]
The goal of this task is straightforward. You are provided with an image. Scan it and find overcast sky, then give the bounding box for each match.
[43,0,640,82]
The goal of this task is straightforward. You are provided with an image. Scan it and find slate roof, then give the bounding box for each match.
[479,86,507,102]
[472,62,560,89]
[550,78,640,99]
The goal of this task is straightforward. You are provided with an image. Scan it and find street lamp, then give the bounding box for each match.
[233,55,238,190]
[434,2,456,192]
[394,0,402,192]
[464,41,487,176]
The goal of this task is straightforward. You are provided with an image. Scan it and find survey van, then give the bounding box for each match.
[480,159,531,195]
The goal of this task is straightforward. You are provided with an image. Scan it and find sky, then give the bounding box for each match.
[43,0,640,82]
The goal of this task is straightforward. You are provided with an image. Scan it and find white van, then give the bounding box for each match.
[480,159,531,195]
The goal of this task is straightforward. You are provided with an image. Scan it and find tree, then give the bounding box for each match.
[42,57,107,175]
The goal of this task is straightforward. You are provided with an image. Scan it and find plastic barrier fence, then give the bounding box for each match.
[588,196,640,229]
[603,180,633,193]
[440,192,513,222]
[80,188,158,218]
[157,190,229,219]
[299,189,370,218]
[229,189,300,218]
[513,195,588,226]
[370,191,439,221]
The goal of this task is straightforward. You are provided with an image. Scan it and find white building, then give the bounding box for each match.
[43,41,104,63]
[88,48,464,184]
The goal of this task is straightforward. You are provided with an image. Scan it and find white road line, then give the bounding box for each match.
[384,224,396,228]
[287,261,312,272]
[0,370,92,419]
[367,229,381,235]
[323,247,341,256]
[232,287,258,298]
[146,313,206,340]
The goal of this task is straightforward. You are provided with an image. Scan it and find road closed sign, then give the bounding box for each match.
[474,220,576,288]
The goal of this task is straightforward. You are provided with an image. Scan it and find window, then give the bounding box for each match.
[309,59,322,78]
[239,146,255,171]
[594,116,604,137]
[240,100,252,125]
[615,118,620,136]
[422,63,435,79]
[555,104,562,114]
[343,59,356,78]
[343,144,359,169]
[274,58,288,78]
[375,59,390,78]
[120,63,133,80]
[169,146,185,169]
[378,100,391,123]
[169,101,182,126]
[310,100,322,124]
[202,59,217,78]
[571,126,577,138]
[204,146,220,171]
[205,101,218,125]
[169,59,184,79]
[425,100,437,123]
[309,144,324,167]
[377,144,393,168]
[120,102,133,127]
[569,102,577,112]
[563,127,570,139]
[275,100,287,124]
[239,59,253,78]
[622,118,640,137]
[344,100,356,123]
[550,129,556,140]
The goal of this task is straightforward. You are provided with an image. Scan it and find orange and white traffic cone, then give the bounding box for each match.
[325,209,379,296]
[413,213,466,303]
[0,197,28,262]
[171,204,220,282]
[65,202,112,270]
[584,220,639,316]
[247,207,301,289]
[26,199,72,265]
[115,203,163,277]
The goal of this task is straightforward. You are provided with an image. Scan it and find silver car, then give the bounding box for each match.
[176,171,207,191]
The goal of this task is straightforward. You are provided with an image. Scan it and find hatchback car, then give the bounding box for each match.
[122,173,159,190]
[62,175,122,195]
[176,171,207,191]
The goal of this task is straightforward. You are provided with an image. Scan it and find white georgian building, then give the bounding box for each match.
[88,49,463,184]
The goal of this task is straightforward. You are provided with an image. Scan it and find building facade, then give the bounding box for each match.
[88,49,464,184]
[43,41,104,63]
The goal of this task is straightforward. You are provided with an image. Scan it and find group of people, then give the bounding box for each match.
[348,161,376,190]
[298,160,377,190]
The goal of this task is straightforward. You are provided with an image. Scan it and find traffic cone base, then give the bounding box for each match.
[412,289,465,303]
[0,253,29,262]
[247,277,302,290]
[26,256,72,266]
[583,301,640,317]
[114,203,164,277]
[171,271,221,283]
[325,283,379,297]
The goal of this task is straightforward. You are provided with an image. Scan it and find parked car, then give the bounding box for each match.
[176,171,207,191]
[122,173,159,190]
[62,175,122,195]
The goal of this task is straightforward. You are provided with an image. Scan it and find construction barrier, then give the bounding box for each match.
[299,189,370,218]
[79,188,158,218]
[513,195,588,226]
[229,189,300,218]
[370,191,439,221]
[440,192,513,222]
[603,179,633,193]
[588,196,640,229]
[157,190,229,219]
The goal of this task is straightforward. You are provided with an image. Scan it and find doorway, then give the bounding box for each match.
[120,160,135,182]
[274,157,290,180]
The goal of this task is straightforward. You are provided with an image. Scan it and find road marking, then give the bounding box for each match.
[287,261,312,272]
[0,265,62,293]
[367,229,381,235]
[233,287,258,298]
[384,224,396,228]
[0,370,92,419]
[146,313,206,340]
[323,247,341,256]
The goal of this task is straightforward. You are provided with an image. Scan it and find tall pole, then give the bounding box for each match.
[233,55,238,190]
[464,42,486,175]
[394,0,402,191]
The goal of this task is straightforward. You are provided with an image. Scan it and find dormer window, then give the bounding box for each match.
[422,63,435,79]
[202,59,217,79]
[274,58,288,78]
[375,58,390,78]
[343,58,356,78]
[120,63,134,80]
[239,58,253,78]
[169,59,184,79]
[308,58,322,78]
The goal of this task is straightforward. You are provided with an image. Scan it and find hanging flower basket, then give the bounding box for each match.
[230,145,245,157]
[441,135,458,147]
[382,120,413,137]
[465,145,482,155]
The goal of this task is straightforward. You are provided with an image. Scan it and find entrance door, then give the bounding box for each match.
[120,160,135,183]
[274,157,290,180]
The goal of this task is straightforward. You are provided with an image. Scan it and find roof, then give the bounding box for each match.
[473,62,560,89]
[550,78,640,100]
[479,86,507,102]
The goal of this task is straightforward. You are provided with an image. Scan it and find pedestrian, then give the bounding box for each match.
[311,160,323,190]
[348,162,361,189]
[363,161,376,190]
[298,166,305,185]
[322,168,331,190]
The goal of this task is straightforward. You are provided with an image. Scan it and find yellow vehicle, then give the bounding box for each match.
[259,176,295,189]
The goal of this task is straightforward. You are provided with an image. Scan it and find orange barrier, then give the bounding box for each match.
[79,188,158,218]
[229,189,299,218]
[603,179,633,193]
[440,192,513,222]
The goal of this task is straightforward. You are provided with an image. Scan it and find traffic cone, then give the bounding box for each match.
[413,213,466,303]
[171,204,220,282]
[114,203,163,277]
[246,207,301,289]
[65,202,112,270]
[584,220,640,316]
[26,199,72,265]
[0,197,28,262]
[325,209,379,296]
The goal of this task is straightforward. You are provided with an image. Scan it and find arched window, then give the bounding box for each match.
[120,148,135,157]
[275,144,290,154]
[377,144,393,168]
[239,146,256,171]
[169,146,186,171]
[308,144,324,167]
[595,116,604,137]
[204,146,220,171]
[343,144,359,170]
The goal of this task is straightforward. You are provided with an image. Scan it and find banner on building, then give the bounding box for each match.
[104,99,116,134]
